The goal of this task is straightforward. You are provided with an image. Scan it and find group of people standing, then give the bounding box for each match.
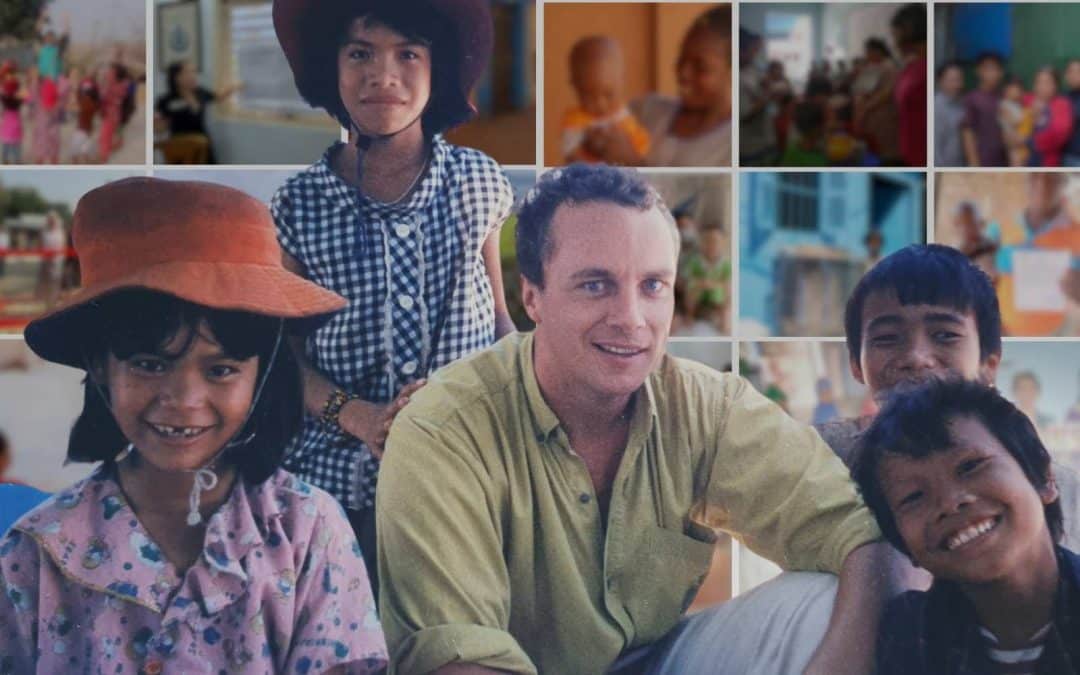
[740,3,927,168]
[0,1,1077,674]
[937,54,1080,167]
[0,14,138,165]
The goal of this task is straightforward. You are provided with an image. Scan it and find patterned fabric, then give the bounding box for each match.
[875,546,1080,675]
[272,136,513,511]
[0,465,387,674]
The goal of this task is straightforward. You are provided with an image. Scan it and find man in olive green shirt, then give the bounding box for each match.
[377,165,904,675]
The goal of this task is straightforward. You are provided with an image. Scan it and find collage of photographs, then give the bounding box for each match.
[0,0,1078,673]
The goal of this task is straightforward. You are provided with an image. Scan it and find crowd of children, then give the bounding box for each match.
[937,54,1080,167]
[741,4,927,168]
[0,13,138,165]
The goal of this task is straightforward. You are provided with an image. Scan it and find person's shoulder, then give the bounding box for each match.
[562,106,592,128]
[398,333,526,432]
[875,589,934,671]
[814,416,871,467]
[443,141,507,184]
[248,469,352,535]
[651,353,742,415]
[271,150,343,207]
[10,471,99,536]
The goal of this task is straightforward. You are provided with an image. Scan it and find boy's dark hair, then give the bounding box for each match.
[793,100,825,135]
[975,52,1005,69]
[853,378,1064,556]
[299,4,466,135]
[516,165,676,288]
[844,244,1002,365]
[890,4,926,45]
[865,37,893,60]
[935,61,962,81]
[70,289,302,485]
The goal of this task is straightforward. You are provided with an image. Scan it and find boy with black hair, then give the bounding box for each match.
[853,379,1079,674]
[816,243,1080,549]
[780,100,827,166]
[962,52,1009,167]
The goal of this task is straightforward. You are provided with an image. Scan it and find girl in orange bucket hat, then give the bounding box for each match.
[270,0,516,584]
[0,177,388,673]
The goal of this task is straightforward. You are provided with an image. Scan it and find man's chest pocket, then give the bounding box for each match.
[619,521,716,644]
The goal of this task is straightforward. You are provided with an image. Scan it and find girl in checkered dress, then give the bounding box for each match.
[271,0,515,585]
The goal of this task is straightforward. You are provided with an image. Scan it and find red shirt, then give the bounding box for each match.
[895,55,927,167]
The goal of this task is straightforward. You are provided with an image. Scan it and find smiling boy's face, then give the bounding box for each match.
[853,290,999,398]
[878,415,1058,585]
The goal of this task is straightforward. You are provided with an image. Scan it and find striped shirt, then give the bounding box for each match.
[980,624,1050,675]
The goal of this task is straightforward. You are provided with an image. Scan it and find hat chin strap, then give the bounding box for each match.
[93,319,285,528]
[348,106,429,184]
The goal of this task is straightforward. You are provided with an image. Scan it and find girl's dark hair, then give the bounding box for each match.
[890,4,927,46]
[165,61,186,98]
[853,378,1063,556]
[300,4,467,135]
[69,289,302,485]
[1033,65,1060,92]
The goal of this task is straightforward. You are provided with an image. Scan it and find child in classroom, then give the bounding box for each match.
[561,35,650,164]
[0,177,388,673]
[270,0,516,584]
[854,379,1080,673]
[780,100,828,166]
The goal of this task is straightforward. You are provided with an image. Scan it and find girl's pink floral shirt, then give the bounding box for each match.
[0,465,387,674]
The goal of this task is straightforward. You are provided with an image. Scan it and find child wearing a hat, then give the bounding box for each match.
[270,0,515,581]
[0,178,387,673]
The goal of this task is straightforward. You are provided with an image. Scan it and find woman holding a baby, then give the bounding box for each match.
[580,5,733,167]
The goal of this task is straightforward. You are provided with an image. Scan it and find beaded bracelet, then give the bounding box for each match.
[320,389,356,431]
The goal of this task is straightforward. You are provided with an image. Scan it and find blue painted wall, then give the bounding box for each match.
[739,172,925,331]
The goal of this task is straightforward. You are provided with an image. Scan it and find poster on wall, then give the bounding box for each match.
[158,1,200,72]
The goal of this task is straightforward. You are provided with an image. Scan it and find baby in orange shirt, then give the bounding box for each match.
[562,35,650,163]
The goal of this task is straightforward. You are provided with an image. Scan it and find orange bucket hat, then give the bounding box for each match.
[24,177,346,368]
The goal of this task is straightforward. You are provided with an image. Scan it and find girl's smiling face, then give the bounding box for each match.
[337,17,432,137]
[101,322,258,473]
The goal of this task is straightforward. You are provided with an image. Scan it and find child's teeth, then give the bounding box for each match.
[947,518,996,550]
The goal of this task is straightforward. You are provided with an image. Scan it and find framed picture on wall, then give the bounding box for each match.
[158,1,201,72]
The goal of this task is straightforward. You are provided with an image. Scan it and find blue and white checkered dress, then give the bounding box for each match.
[272,136,513,511]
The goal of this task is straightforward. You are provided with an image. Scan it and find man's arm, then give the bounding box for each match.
[803,542,913,675]
[378,408,536,675]
[703,377,914,672]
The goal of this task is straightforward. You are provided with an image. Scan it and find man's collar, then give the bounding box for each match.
[519,332,659,445]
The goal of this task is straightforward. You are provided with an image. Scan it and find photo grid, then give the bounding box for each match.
[0,0,1078,671]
